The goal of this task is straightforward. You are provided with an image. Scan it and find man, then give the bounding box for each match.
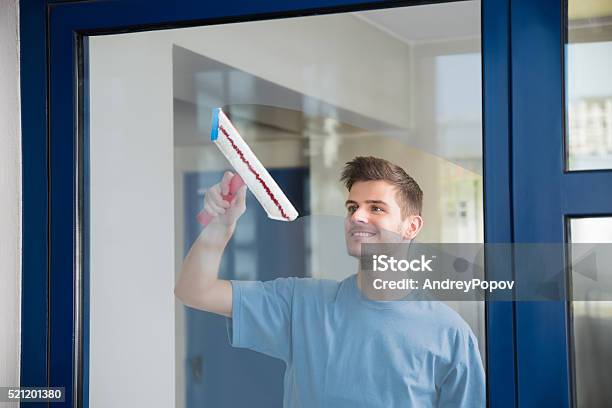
[175,156,485,407]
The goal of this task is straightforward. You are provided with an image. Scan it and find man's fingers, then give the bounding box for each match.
[204,200,225,216]
[204,189,227,214]
[203,176,245,223]
[220,171,234,196]
[207,189,231,209]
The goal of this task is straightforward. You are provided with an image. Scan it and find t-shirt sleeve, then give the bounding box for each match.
[438,329,486,408]
[225,277,296,362]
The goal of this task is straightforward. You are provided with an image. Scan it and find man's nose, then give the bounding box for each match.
[351,208,369,224]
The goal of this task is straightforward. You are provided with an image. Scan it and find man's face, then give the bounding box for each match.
[344,180,422,258]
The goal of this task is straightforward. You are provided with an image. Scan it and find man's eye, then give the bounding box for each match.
[347,206,357,214]
[371,206,383,212]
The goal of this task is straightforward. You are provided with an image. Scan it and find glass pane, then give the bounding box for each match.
[566,0,612,170]
[569,217,612,407]
[87,2,485,407]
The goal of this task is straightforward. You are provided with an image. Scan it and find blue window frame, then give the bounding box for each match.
[511,0,612,407]
[27,0,610,406]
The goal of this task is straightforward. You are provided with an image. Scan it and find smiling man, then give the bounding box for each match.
[175,156,486,407]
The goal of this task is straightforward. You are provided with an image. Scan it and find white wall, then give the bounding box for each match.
[0,0,21,405]
[89,33,176,408]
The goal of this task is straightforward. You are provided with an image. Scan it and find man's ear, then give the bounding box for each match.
[402,215,423,240]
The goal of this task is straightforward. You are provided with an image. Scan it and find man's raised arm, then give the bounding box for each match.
[174,171,247,318]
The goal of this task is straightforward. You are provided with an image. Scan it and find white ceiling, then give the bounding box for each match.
[353,1,480,44]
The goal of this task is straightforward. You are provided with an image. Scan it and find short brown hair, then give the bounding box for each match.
[340,156,423,217]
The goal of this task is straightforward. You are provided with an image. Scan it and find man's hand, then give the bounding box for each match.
[204,171,247,227]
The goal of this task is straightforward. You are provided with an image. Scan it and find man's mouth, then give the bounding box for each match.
[350,231,376,237]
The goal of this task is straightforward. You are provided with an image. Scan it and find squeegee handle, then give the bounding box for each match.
[197,174,245,227]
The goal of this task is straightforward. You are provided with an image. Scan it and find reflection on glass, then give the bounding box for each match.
[566,0,612,170]
[569,217,612,407]
[88,1,484,407]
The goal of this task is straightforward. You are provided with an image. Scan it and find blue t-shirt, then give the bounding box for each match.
[226,274,485,407]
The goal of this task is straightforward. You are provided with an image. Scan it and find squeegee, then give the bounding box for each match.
[197,108,299,227]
